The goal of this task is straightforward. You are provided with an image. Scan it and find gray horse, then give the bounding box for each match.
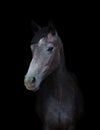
[24,22,83,130]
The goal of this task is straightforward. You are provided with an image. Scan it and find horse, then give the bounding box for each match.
[24,21,83,130]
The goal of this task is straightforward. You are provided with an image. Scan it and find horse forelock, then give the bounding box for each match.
[31,27,49,44]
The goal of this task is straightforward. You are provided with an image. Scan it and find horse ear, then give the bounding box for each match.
[31,20,41,34]
[48,20,56,35]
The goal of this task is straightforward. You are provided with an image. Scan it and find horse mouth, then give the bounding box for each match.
[24,80,40,92]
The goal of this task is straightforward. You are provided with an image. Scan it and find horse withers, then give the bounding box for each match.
[24,22,83,130]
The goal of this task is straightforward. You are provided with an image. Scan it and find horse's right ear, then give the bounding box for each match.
[31,20,41,34]
[48,20,56,35]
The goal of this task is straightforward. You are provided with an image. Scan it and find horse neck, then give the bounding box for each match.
[52,46,67,83]
[48,49,68,99]
[43,45,68,92]
[55,35,67,78]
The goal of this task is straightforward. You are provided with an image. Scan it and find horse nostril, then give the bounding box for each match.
[32,77,36,83]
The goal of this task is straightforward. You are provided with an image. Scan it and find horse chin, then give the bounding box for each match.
[32,86,40,92]
[26,85,40,92]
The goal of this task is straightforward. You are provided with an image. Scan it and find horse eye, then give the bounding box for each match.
[47,47,54,52]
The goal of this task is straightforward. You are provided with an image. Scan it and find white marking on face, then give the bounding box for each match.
[38,38,45,46]
[26,58,40,76]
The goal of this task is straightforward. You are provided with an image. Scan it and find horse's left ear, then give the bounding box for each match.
[48,21,56,35]
[31,20,41,34]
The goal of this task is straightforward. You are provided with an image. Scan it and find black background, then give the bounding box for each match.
[2,2,97,130]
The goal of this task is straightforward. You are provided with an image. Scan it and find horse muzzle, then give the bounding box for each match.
[24,76,40,92]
